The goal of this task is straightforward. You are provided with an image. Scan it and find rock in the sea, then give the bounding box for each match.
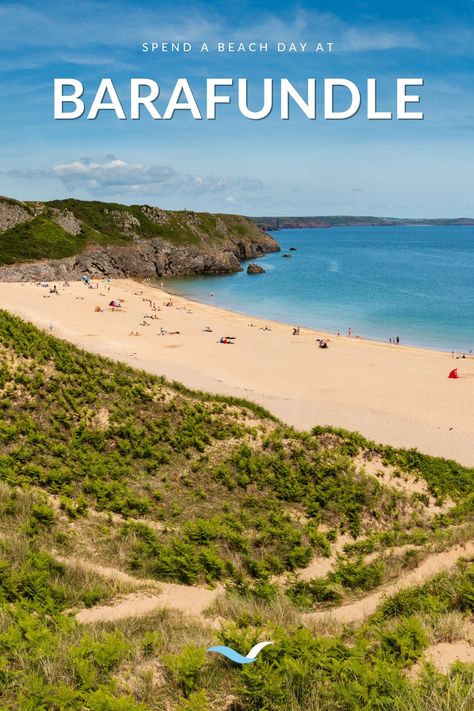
[247,263,265,274]
[282,253,292,258]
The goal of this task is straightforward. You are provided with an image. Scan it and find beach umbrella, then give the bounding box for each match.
[448,368,459,379]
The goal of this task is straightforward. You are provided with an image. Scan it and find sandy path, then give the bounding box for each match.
[76,584,221,624]
[422,642,474,673]
[0,279,473,464]
[57,555,160,587]
[57,555,221,624]
[303,541,474,625]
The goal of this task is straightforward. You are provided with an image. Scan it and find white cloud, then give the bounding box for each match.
[9,156,265,199]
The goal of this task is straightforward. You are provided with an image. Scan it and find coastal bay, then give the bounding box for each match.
[1,278,473,465]
[168,225,474,353]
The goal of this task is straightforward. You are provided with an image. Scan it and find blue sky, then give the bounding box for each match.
[0,0,473,216]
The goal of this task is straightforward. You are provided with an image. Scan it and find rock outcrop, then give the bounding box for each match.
[247,263,265,274]
[49,208,82,235]
[0,197,32,232]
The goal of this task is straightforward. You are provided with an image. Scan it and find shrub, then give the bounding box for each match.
[378,617,428,665]
[164,645,206,697]
[176,690,210,711]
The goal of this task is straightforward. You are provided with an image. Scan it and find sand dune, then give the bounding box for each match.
[0,278,473,465]
[303,541,474,625]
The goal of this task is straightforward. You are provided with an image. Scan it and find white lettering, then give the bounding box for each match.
[54,79,84,119]
[130,79,161,120]
[281,79,316,119]
[87,79,126,120]
[367,78,392,120]
[206,78,233,119]
[163,78,202,119]
[324,79,361,119]
[238,78,273,120]
[397,78,424,119]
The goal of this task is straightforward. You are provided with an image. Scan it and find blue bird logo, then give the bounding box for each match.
[207,641,273,664]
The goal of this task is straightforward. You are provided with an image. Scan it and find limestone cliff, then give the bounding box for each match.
[0,197,279,281]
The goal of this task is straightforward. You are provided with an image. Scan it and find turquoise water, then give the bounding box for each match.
[165,226,474,352]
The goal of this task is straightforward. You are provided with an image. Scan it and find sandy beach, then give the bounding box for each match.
[0,277,473,466]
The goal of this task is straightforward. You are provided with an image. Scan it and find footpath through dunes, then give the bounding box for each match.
[304,541,474,625]
[60,540,474,629]
[1,278,474,465]
[56,555,221,625]
[75,586,222,625]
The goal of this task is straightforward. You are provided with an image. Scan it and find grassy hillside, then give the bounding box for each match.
[0,311,473,709]
[0,197,271,266]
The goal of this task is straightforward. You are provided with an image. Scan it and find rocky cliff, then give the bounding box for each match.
[0,197,279,281]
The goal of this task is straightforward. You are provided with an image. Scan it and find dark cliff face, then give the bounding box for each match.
[0,237,279,282]
[0,198,280,281]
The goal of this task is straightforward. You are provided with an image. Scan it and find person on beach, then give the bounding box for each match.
[348,328,352,337]
[396,336,400,344]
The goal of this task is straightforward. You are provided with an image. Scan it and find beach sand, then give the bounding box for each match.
[1,278,473,466]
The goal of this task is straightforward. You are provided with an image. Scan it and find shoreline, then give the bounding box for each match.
[0,277,473,466]
[162,280,470,357]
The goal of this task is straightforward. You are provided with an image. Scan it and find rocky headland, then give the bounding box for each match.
[0,196,279,281]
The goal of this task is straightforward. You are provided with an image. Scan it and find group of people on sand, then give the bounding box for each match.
[247,323,271,331]
[452,350,473,359]
[142,298,158,310]
[389,336,400,345]
[143,313,160,321]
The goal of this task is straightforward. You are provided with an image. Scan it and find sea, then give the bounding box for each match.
[164,225,474,353]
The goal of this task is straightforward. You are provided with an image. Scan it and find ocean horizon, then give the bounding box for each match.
[165,225,474,353]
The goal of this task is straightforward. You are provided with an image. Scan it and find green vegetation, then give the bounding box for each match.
[0,197,271,265]
[0,310,473,709]
[0,215,89,264]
